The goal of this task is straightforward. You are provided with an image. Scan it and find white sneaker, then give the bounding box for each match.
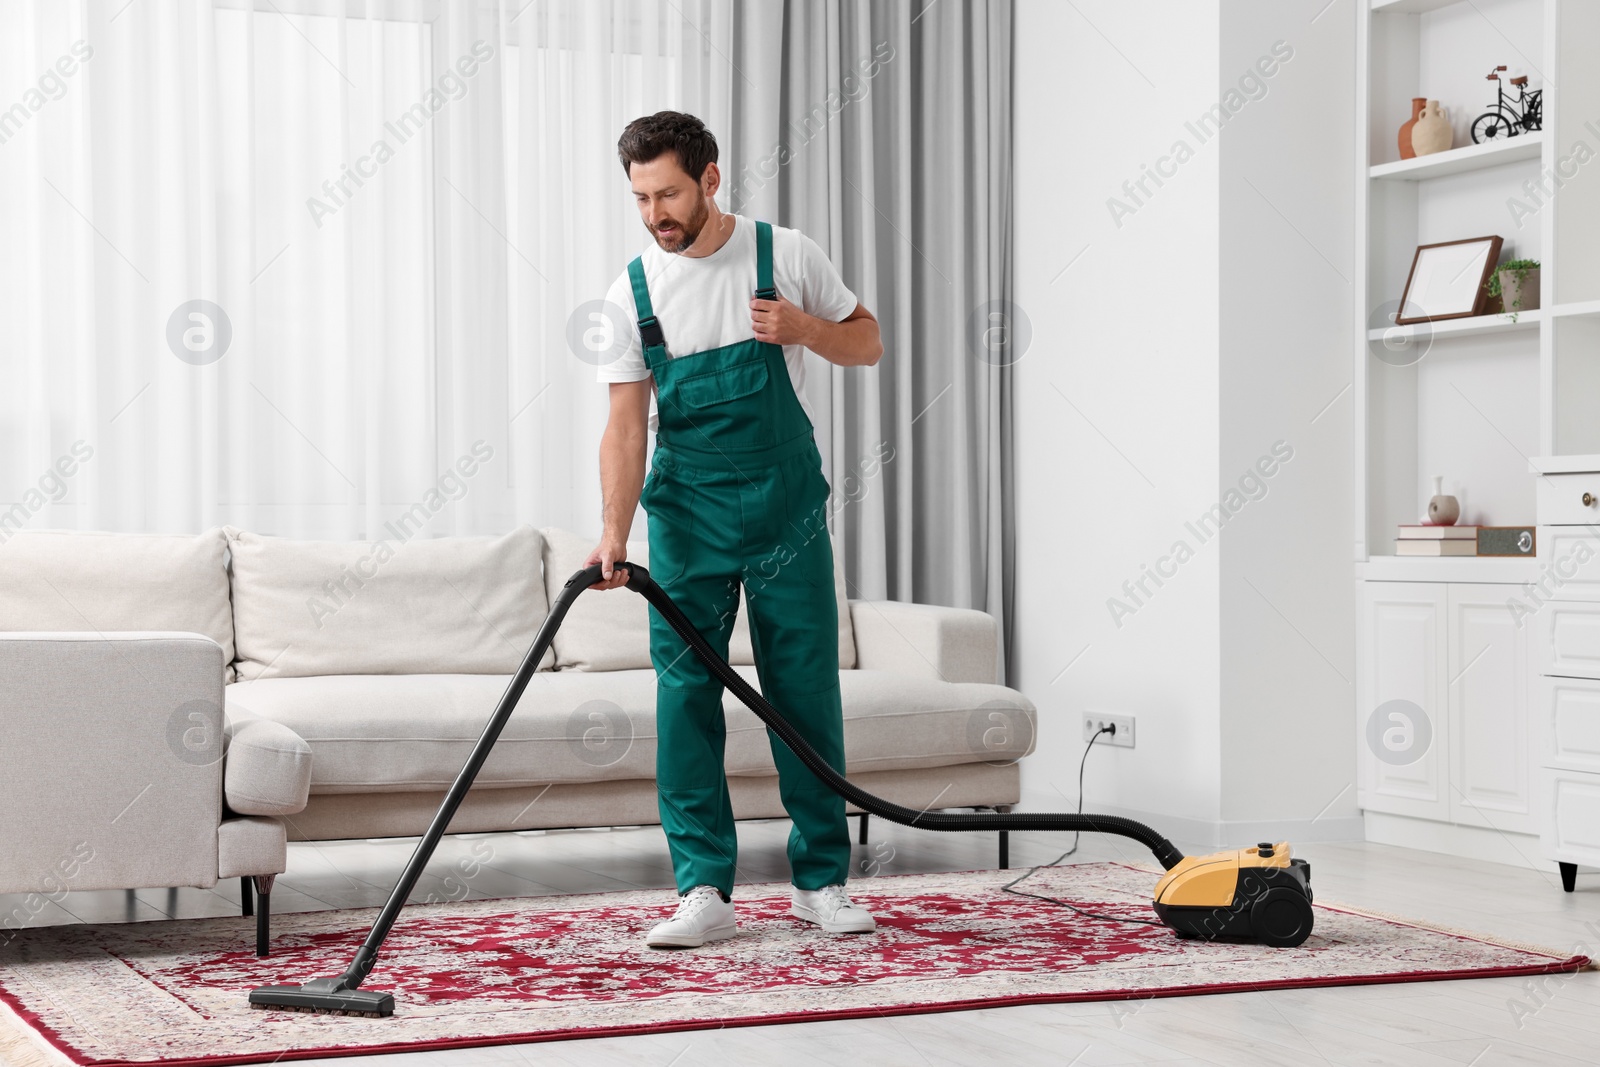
[790,884,876,934]
[646,885,737,948]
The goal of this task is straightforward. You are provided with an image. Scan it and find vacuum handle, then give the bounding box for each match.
[567,559,640,591]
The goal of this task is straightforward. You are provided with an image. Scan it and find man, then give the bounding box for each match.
[584,111,883,948]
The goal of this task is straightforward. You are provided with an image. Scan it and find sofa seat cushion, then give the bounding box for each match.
[226,525,553,680]
[225,669,1035,793]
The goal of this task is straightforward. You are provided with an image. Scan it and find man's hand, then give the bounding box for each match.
[583,536,631,591]
[753,297,882,367]
[750,294,817,347]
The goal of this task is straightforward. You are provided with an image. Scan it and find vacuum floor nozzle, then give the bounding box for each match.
[248,978,394,1018]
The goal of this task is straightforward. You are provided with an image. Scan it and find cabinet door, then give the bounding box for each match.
[1447,585,1534,833]
[1358,582,1449,820]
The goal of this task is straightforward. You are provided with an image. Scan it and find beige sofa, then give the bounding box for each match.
[0,525,1036,953]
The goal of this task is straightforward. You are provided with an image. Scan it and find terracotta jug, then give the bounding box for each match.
[1398,97,1426,160]
[1412,100,1453,156]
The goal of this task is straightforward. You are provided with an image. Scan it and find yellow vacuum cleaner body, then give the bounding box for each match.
[1152,841,1313,947]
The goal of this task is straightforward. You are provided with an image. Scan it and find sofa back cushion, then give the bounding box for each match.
[0,528,235,680]
[226,525,553,680]
[539,527,856,671]
[538,527,654,672]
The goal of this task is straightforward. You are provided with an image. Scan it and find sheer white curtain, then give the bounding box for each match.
[0,0,736,540]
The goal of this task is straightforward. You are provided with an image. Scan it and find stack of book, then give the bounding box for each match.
[1395,525,1477,556]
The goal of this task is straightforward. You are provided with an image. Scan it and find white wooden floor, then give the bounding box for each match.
[4,819,1597,1066]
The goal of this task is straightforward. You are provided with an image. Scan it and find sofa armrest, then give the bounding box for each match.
[224,706,312,817]
[847,600,999,684]
[0,632,224,895]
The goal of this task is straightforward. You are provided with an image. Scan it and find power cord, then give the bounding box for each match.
[1000,723,1167,928]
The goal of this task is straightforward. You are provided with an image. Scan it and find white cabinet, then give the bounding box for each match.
[1358,583,1448,820]
[1358,582,1534,834]
[1448,588,1533,833]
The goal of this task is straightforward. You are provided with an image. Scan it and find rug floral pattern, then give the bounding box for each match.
[0,864,1585,1066]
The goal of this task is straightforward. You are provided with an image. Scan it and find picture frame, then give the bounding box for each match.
[1395,236,1504,325]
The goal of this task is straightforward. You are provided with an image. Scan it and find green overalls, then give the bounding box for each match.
[628,220,850,898]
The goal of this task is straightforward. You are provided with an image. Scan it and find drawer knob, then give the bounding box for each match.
[1586,492,1597,507]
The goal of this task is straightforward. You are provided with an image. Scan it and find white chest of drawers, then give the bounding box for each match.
[1532,468,1600,892]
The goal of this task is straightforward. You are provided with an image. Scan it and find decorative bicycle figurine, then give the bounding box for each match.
[1472,65,1542,143]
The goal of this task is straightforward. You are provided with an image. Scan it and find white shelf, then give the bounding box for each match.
[1529,454,1600,474]
[1357,555,1540,583]
[1370,134,1544,180]
[1372,0,1469,13]
[1366,308,1542,342]
[1547,299,1600,319]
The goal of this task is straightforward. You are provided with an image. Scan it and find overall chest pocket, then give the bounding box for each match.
[677,357,769,408]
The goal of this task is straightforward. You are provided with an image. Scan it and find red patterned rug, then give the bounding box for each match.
[0,864,1588,1066]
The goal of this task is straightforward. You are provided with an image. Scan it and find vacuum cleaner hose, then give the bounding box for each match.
[616,562,1186,872]
[249,560,1186,1015]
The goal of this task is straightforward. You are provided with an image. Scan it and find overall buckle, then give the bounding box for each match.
[638,315,666,350]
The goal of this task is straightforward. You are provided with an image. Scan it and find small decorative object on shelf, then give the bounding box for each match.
[1399,96,1426,160]
[1426,475,1460,526]
[1485,258,1540,321]
[1472,65,1541,143]
[1411,100,1453,156]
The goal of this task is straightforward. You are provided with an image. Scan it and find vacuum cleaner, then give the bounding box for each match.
[249,562,1314,1017]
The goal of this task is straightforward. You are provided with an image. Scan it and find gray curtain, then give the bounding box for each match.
[724,0,1016,683]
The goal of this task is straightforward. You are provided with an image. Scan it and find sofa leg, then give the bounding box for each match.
[1561,862,1577,893]
[241,876,254,917]
[253,875,275,957]
[857,813,869,845]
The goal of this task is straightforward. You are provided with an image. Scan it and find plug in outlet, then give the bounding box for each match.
[1080,712,1135,749]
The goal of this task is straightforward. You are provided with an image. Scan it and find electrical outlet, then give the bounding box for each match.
[1081,712,1135,749]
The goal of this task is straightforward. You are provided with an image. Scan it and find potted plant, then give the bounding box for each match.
[1485,258,1540,321]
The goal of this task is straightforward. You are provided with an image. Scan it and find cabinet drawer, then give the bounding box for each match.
[1541,677,1600,774]
[1534,527,1600,600]
[1540,601,1600,678]
[1540,769,1600,866]
[1537,472,1600,525]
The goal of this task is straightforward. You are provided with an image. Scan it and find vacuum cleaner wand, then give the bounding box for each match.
[250,562,1304,1018]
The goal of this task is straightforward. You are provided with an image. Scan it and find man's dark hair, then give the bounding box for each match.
[617,111,718,181]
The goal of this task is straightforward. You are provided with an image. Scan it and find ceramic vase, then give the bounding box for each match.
[1411,100,1453,156]
[1427,475,1460,526]
[1398,97,1426,160]
[1500,267,1541,313]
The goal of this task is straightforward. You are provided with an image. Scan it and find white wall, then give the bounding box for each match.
[1014,0,1225,835]
[1013,0,1359,844]
[1217,2,1358,833]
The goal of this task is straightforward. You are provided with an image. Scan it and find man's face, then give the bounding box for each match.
[630,154,713,253]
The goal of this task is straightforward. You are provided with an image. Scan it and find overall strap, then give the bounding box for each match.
[626,256,668,366]
[754,220,776,301]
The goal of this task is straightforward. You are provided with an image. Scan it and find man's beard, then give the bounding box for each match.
[651,193,710,253]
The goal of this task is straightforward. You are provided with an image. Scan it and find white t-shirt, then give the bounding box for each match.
[597,214,858,431]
